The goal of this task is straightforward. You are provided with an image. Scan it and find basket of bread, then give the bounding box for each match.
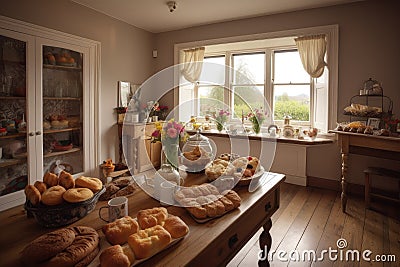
[91,207,189,266]
[24,171,105,227]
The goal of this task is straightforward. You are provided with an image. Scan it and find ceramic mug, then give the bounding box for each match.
[99,196,128,222]
[160,180,178,206]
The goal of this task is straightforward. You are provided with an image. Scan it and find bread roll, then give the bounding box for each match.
[58,170,75,189]
[75,176,103,192]
[24,185,41,206]
[33,181,47,194]
[128,225,171,259]
[43,172,58,187]
[102,216,139,245]
[20,228,76,264]
[137,207,168,229]
[99,245,132,267]
[63,188,94,203]
[163,216,189,238]
[41,185,66,206]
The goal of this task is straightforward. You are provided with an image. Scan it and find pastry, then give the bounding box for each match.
[112,177,132,188]
[128,225,172,259]
[99,245,133,267]
[63,188,94,203]
[99,184,120,201]
[205,159,230,180]
[41,185,66,206]
[114,183,137,197]
[21,227,76,264]
[24,185,41,205]
[163,216,189,239]
[75,176,103,192]
[33,181,47,194]
[43,172,58,187]
[102,216,139,245]
[137,207,168,229]
[58,170,75,189]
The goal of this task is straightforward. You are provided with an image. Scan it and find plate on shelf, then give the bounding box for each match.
[56,62,77,67]
[53,143,73,152]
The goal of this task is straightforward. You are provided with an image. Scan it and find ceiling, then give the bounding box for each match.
[72,0,362,33]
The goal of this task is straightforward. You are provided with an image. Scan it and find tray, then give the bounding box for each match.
[189,206,238,224]
[236,166,265,186]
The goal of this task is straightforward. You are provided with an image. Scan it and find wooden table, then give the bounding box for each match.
[0,171,285,267]
[329,130,400,212]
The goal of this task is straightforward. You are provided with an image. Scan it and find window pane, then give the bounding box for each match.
[274,51,309,83]
[273,85,310,121]
[199,56,225,85]
[233,53,264,84]
[199,85,224,116]
[233,85,264,117]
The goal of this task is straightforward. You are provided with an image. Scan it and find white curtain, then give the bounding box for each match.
[181,47,205,83]
[295,34,327,78]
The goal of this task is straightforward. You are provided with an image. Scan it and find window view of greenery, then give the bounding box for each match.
[232,53,265,117]
[198,85,224,116]
[273,50,310,121]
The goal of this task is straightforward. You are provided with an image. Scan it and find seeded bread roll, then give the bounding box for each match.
[102,216,139,245]
[24,185,41,206]
[128,225,171,259]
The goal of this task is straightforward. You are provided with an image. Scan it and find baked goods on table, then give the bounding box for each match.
[163,215,189,239]
[21,226,99,267]
[174,183,241,220]
[137,207,168,229]
[99,176,138,201]
[41,185,66,206]
[99,245,134,267]
[63,188,94,203]
[75,176,103,193]
[205,156,261,182]
[102,216,139,245]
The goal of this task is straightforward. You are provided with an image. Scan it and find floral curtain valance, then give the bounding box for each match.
[295,34,327,78]
[181,47,205,83]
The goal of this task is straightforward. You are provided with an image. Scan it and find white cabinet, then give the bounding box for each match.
[0,16,100,211]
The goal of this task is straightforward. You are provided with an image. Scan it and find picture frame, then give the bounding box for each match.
[367,118,381,129]
[118,81,131,107]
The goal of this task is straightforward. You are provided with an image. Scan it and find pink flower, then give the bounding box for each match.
[151,130,160,138]
[167,127,178,139]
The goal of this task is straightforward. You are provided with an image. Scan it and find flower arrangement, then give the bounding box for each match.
[213,109,230,131]
[247,108,268,134]
[383,117,399,132]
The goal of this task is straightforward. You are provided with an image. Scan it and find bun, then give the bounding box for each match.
[99,245,132,267]
[41,185,66,206]
[42,226,99,267]
[21,227,76,264]
[59,170,75,189]
[128,225,171,259]
[63,188,94,203]
[137,207,168,229]
[102,216,139,245]
[24,185,41,205]
[43,172,58,187]
[33,181,47,194]
[163,215,189,238]
[75,176,103,192]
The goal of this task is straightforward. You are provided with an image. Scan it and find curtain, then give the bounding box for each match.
[181,47,205,83]
[295,34,327,78]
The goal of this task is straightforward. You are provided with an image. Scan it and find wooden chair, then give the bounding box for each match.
[364,167,400,208]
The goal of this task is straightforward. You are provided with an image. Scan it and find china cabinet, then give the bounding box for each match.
[0,16,100,211]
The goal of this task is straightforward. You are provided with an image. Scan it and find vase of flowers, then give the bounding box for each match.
[247,108,268,134]
[213,109,230,132]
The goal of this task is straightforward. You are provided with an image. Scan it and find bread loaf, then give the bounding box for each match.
[102,216,139,245]
[99,245,132,267]
[163,215,189,238]
[137,207,168,229]
[128,225,171,259]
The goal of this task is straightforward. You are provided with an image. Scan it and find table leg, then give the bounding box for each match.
[341,152,348,212]
[258,218,272,267]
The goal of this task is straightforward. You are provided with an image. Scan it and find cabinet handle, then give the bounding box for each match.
[35,131,41,135]
[265,202,272,212]
[228,234,238,249]
[29,132,35,136]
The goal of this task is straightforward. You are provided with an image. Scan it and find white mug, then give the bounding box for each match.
[99,196,128,222]
[160,181,178,206]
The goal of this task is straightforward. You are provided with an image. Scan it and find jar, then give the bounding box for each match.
[181,130,216,172]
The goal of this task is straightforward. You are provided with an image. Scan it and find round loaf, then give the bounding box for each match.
[42,226,99,267]
[43,172,58,187]
[34,181,47,194]
[41,185,66,206]
[58,170,75,189]
[63,188,94,203]
[24,185,41,206]
[163,216,189,238]
[75,176,102,192]
[99,245,131,267]
[20,227,76,264]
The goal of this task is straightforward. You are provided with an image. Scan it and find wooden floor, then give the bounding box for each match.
[228,183,400,267]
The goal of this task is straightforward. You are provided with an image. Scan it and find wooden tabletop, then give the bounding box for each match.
[0,171,285,267]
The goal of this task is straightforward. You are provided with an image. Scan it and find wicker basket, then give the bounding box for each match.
[25,186,105,228]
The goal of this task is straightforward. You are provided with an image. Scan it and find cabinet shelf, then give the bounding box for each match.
[44,147,81,158]
[43,97,81,101]
[0,96,26,100]
[0,158,26,168]
[0,133,26,140]
[44,127,81,134]
[43,64,82,71]
[1,59,25,65]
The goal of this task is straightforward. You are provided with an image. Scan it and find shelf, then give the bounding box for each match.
[44,147,81,158]
[0,133,26,140]
[1,59,25,65]
[0,96,26,100]
[43,97,81,101]
[44,127,81,134]
[0,158,26,168]
[43,64,82,71]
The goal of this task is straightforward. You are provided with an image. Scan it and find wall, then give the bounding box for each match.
[0,0,155,164]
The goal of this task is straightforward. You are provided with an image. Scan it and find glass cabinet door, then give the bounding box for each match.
[0,31,32,201]
[41,45,83,176]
